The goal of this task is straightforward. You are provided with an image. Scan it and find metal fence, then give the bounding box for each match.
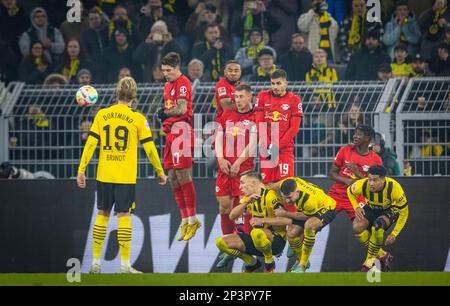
[1,78,449,178]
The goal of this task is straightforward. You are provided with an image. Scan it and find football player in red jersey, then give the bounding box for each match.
[255,69,303,185]
[214,60,242,117]
[328,124,394,270]
[214,84,257,268]
[159,52,200,241]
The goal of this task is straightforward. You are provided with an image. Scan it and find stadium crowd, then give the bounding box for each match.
[1,0,450,86]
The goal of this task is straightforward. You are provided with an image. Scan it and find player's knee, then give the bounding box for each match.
[287,226,301,239]
[218,202,232,214]
[305,219,320,233]
[373,217,388,231]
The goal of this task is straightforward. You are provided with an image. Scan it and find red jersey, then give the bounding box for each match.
[163,74,193,133]
[255,90,303,151]
[215,78,238,117]
[216,108,256,173]
[329,145,383,195]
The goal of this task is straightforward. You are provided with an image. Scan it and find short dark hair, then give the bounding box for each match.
[235,83,252,93]
[241,171,262,181]
[355,124,376,140]
[205,22,220,32]
[270,69,287,80]
[89,8,102,15]
[394,43,408,53]
[395,0,408,8]
[368,165,387,177]
[225,60,240,67]
[280,179,297,196]
[161,52,181,67]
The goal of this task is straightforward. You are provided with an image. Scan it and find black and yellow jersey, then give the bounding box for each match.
[78,103,164,184]
[240,188,286,237]
[347,177,409,237]
[279,177,336,215]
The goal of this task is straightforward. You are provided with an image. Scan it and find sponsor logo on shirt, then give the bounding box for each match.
[180,86,187,96]
[265,111,288,122]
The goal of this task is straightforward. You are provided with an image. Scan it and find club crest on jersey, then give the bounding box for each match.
[242,120,250,126]
[180,86,187,96]
[362,165,370,172]
[281,104,290,111]
[218,87,227,97]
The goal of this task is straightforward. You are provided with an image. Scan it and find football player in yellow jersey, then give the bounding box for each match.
[348,165,409,272]
[77,77,167,274]
[215,172,291,273]
[273,177,337,273]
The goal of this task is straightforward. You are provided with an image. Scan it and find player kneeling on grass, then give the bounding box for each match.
[215,172,290,273]
[275,177,337,273]
[348,165,409,272]
[77,77,167,274]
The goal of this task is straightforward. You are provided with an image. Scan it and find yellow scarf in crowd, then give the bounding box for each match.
[206,41,221,81]
[62,59,80,81]
[108,20,132,39]
[348,15,363,50]
[247,41,266,59]
[257,64,277,77]
[34,56,43,66]
[319,12,333,61]
[28,110,49,128]
[429,7,447,37]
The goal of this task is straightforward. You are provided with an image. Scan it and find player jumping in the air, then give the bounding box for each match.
[348,165,409,272]
[215,172,290,273]
[158,52,200,241]
[77,77,167,274]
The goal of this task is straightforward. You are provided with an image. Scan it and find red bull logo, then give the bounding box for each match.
[265,111,288,122]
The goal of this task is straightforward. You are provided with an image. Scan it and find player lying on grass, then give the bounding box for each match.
[215,172,291,273]
[348,165,409,272]
[271,177,337,273]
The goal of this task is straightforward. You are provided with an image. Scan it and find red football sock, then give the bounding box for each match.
[181,181,197,217]
[243,212,252,234]
[173,186,188,219]
[220,213,235,235]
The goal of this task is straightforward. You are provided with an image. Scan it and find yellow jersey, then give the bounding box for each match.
[280,177,336,216]
[347,177,409,237]
[78,103,164,184]
[241,188,286,237]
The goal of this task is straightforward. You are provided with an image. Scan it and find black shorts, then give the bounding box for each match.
[363,205,399,229]
[291,208,337,229]
[96,181,136,213]
[238,232,286,257]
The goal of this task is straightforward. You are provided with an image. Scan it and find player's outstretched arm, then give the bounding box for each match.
[77,135,99,188]
[165,99,187,117]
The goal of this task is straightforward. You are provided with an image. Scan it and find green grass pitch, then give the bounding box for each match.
[0,272,449,286]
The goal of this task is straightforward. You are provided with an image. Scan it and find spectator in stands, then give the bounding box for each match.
[133,20,184,82]
[107,5,141,48]
[239,0,280,49]
[279,33,312,81]
[187,58,205,82]
[19,7,65,64]
[184,2,230,45]
[118,67,132,81]
[58,39,92,84]
[248,47,277,82]
[305,48,338,82]
[328,0,348,24]
[346,29,391,80]
[18,41,52,84]
[419,0,450,61]
[335,101,368,146]
[81,8,109,71]
[410,54,429,77]
[0,38,19,83]
[43,73,68,87]
[371,132,401,176]
[297,0,338,63]
[76,69,92,85]
[391,43,414,77]
[59,1,89,43]
[381,0,422,60]
[191,23,234,81]
[138,0,180,39]
[377,63,393,81]
[234,27,276,76]
[151,65,165,83]
[0,0,29,59]
[338,0,384,64]
[266,0,298,55]
[102,28,141,82]
[429,26,450,75]
[411,129,445,158]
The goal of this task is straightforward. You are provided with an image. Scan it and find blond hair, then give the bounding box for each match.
[116,76,137,103]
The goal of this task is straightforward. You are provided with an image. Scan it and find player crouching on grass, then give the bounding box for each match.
[77,77,167,274]
[348,165,409,272]
[274,177,337,273]
[215,172,290,273]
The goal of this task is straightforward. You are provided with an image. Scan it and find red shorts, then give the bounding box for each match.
[215,171,242,197]
[260,153,294,184]
[163,126,194,170]
[328,191,355,220]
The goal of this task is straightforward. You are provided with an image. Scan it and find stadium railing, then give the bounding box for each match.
[0,78,448,178]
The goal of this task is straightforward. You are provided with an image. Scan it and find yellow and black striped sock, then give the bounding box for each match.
[250,229,273,264]
[300,229,316,267]
[365,226,384,266]
[355,229,370,247]
[118,216,132,265]
[216,237,255,265]
[287,236,303,261]
[92,215,109,259]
